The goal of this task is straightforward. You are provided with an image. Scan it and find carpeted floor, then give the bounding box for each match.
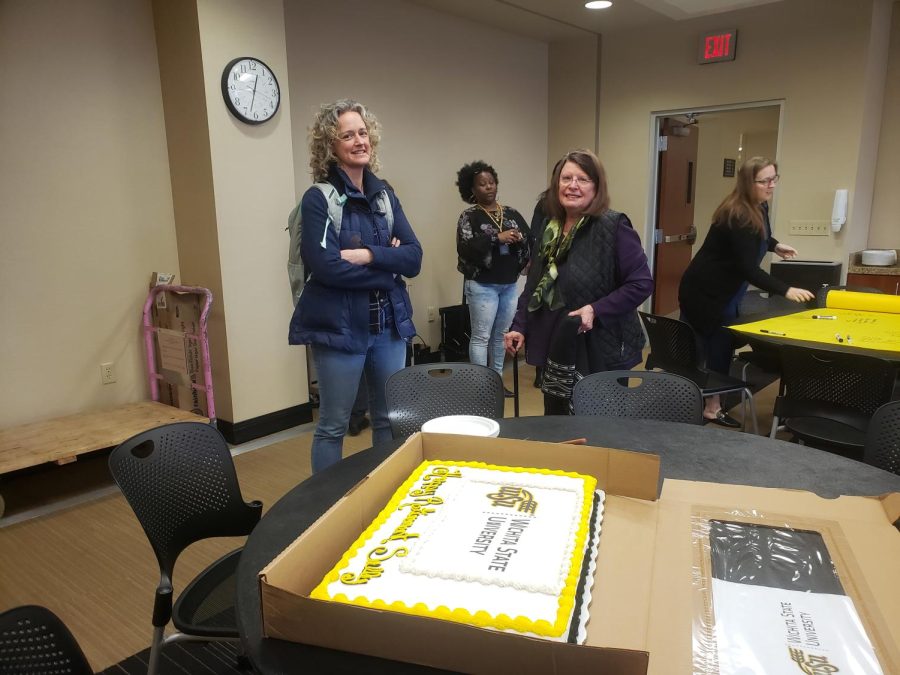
[99,641,246,675]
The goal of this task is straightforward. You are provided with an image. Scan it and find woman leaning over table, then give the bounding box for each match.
[456,161,530,392]
[289,99,422,473]
[504,149,653,414]
[678,156,814,427]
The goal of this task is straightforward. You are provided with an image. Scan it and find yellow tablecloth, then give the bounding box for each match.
[730,291,900,354]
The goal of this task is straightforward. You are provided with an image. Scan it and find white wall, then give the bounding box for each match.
[284,0,549,349]
[0,0,179,427]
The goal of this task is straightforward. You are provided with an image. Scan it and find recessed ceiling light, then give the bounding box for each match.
[585,1,613,9]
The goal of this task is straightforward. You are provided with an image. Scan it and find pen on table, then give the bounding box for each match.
[811,314,836,320]
[760,329,786,336]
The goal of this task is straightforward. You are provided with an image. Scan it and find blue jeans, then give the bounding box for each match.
[465,279,518,376]
[310,330,406,473]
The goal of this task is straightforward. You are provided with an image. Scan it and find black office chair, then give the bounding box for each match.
[108,422,262,675]
[573,370,703,424]
[0,605,93,674]
[816,284,883,308]
[863,401,900,475]
[638,312,758,433]
[385,362,505,438]
[770,345,896,454]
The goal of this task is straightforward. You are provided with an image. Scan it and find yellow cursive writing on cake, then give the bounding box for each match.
[340,546,408,585]
[486,485,538,514]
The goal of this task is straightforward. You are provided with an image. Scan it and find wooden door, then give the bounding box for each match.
[653,117,699,315]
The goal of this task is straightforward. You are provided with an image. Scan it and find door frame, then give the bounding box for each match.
[642,99,786,312]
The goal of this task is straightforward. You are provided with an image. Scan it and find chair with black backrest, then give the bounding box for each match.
[108,421,262,675]
[638,312,759,433]
[0,605,93,674]
[770,345,896,455]
[573,370,703,425]
[816,284,883,308]
[385,362,505,438]
[864,401,900,476]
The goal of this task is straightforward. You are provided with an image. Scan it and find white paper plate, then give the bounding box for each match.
[421,415,500,437]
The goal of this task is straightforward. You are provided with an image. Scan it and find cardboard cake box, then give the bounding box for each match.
[258,433,900,674]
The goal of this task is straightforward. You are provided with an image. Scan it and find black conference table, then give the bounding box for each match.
[235,416,900,674]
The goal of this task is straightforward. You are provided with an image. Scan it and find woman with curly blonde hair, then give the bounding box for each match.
[289,99,422,472]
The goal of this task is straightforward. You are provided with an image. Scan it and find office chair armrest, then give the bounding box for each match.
[153,585,174,627]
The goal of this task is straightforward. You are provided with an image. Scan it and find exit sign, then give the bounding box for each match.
[698,29,737,64]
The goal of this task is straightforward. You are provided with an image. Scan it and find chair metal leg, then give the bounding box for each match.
[148,626,165,675]
[740,388,759,435]
[769,415,779,439]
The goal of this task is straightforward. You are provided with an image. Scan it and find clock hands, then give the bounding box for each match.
[250,74,259,111]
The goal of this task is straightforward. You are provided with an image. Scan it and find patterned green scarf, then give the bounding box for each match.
[528,217,587,312]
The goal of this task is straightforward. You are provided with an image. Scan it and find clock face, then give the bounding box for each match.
[221,57,280,125]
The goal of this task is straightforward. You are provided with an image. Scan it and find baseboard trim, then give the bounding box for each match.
[217,403,313,445]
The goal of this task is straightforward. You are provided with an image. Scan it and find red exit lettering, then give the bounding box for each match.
[704,34,732,59]
[699,29,737,63]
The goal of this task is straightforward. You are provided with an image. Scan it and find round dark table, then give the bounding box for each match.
[236,416,900,674]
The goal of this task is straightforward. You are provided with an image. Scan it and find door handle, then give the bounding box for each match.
[660,225,698,244]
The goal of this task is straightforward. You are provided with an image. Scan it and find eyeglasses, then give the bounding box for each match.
[754,175,780,186]
[560,176,593,187]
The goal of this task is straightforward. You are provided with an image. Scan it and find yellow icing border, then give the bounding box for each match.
[310,459,597,638]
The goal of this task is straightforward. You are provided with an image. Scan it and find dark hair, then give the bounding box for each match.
[545,149,610,223]
[712,156,776,234]
[456,161,498,203]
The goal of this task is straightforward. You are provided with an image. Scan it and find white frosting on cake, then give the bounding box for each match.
[311,460,603,640]
[400,476,582,595]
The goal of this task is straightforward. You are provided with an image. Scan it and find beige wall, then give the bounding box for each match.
[548,36,600,172]
[599,0,893,275]
[0,0,179,427]
[870,4,900,248]
[193,0,300,423]
[284,0,548,350]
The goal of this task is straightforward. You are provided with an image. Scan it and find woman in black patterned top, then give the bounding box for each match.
[456,161,530,390]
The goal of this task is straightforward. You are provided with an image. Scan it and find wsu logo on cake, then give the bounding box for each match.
[486,485,538,514]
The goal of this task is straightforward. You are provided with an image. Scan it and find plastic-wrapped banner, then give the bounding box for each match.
[694,520,883,674]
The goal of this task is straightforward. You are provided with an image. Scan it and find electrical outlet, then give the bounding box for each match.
[427,305,436,322]
[100,362,116,385]
[788,220,830,236]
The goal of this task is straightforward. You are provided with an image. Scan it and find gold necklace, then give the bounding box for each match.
[478,202,504,230]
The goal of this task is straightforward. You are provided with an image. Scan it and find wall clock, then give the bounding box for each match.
[221,56,280,125]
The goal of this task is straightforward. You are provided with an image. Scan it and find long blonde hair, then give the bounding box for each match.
[712,156,776,233]
[308,99,381,182]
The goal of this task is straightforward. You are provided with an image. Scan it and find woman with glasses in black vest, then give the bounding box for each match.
[504,149,653,414]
